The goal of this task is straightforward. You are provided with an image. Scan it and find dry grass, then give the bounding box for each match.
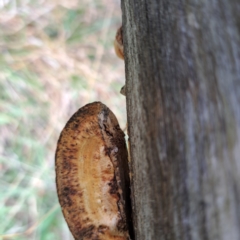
[0,0,125,239]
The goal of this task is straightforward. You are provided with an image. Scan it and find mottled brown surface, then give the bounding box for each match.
[114,26,124,60]
[55,102,132,240]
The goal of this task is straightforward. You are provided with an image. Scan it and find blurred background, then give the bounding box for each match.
[0,0,125,239]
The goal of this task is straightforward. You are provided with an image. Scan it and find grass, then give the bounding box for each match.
[0,0,125,239]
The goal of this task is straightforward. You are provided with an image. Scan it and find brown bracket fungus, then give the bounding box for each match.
[114,26,124,60]
[55,102,132,240]
[114,26,126,96]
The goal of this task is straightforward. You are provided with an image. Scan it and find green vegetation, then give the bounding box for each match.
[0,0,125,239]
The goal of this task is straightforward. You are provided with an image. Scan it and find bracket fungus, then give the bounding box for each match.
[114,26,124,60]
[114,26,126,96]
[55,102,132,240]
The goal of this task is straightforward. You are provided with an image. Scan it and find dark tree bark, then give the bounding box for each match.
[121,0,240,239]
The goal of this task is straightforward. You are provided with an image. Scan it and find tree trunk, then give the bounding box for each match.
[121,0,240,239]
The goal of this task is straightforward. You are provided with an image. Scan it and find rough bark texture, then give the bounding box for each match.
[121,0,240,239]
